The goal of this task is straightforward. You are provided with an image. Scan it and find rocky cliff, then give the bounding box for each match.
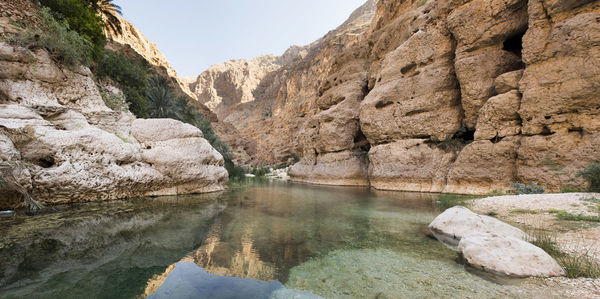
[186,0,378,165]
[191,0,600,194]
[105,12,256,165]
[0,1,229,209]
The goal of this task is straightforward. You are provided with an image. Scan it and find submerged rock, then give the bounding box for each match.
[285,248,555,298]
[458,233,565,278]
[428,206,527,247]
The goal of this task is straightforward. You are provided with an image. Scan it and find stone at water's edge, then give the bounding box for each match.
[458,233,566,278]
[428,206,527,247]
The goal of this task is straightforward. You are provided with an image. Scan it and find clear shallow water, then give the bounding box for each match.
[0,181,554,298]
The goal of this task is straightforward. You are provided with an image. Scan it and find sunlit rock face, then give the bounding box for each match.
[185,0,378,166]
[190,0,600,193]
[0,41,228,208]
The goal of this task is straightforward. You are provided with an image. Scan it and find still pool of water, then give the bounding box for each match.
[0,181,557,298]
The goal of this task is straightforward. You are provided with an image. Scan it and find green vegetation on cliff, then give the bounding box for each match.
[8,7,94,67]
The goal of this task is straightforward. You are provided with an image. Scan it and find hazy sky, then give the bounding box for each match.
[114,0,367,77]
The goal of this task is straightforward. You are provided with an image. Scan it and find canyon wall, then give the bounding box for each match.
[191,0,600,194]
[186,0,378,165]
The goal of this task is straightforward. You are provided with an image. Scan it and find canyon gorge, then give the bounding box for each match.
[186,0,600,194]
[0,0,599,209]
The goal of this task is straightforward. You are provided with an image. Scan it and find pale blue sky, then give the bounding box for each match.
[114,0,367,77]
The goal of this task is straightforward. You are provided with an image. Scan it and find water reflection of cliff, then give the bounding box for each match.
[145,184,439,293]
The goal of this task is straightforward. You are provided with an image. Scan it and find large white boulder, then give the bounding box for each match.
[428,206,527,247]
[458,233,565,277]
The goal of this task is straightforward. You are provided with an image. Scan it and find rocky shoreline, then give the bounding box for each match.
[428,192,600,297]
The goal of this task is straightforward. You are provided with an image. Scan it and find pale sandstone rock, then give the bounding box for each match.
[0,41,229,207]
[446,0,528,51]
[494,69,524,94]
[474,91,522,140]
[132,119,203,143]
[0,134,18,161]
[458,233,565,277]
[289,150,369,186]
[369,139,455,193]
[520,3,600,135]
[517,132,600,191]
[140,138,228,195]
[0,104,50,129]
[361,28,462,143]
[429,206,527,247]
[85,111,137,143]
[445,137,521,194]
[454,46,524,129]
[46,109,90,131]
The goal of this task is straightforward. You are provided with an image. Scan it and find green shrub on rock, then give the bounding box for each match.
[508,182,545,195]
[94,50,151,117]
[8,7,94,68]
[577,162,600,192]
[39,0,107,59]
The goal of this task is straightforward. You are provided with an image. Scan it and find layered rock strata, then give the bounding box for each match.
[0,42,228,209]
[289,0,599,193]
[186,0,599,192]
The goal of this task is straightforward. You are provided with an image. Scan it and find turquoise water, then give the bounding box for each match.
[0,181,556,298]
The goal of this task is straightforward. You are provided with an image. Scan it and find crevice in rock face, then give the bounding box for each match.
[354,127,371,153]
[490,136,505,144]
[540,125,554,136]
[375,100,394,109]
[32,156,55,168]
[503,30,526,63]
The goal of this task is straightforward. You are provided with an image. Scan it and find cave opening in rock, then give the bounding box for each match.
[354,128,371,153]
[34,156,55,168]
[503,31,525,59]
[454,125,475,143]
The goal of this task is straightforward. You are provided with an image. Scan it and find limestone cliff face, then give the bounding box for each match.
[191,0,600,194]
[0,1,229,209]
[187,0,377,165]
[297,0,600,194]
[0,42,228,209]
[185,55,291,119]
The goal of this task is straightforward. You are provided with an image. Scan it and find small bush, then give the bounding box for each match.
[559,252,600,279]
[435,194,479,211]
[225,159,246,182]
[560,185,585,193]
[8,7,94,68]
[100,91,129,112]
[526,227,600,278]
[39,0,106,59]
[508,181,545,195]
[526,228,564,258]
[250,167,270,177]
[577,162,600,192]
[556,211,600,222]
[511,209,539,214]
[290,153,300,163]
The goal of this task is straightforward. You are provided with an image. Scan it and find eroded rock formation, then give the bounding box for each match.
[0,41,228,209]
[189,0,599,193]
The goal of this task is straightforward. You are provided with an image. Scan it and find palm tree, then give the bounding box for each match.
[88,0,123,36]
[146,76,181,119]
